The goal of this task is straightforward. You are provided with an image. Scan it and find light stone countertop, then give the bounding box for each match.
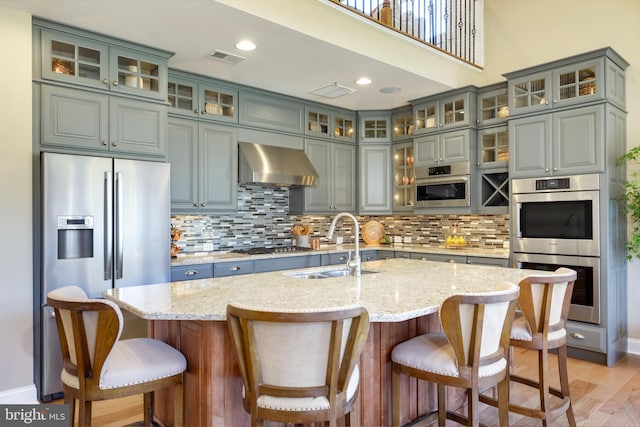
[105,258,540,323]
[170,244,509,266]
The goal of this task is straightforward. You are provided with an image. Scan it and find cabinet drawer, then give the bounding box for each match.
[566,322,606,353]
[376,250,395,260]
[171,264,213,282]
[466,256,509,267]
[214,260,254,277]
[254,255,321,273]
[321,252,351,265]
[411,252,466,263]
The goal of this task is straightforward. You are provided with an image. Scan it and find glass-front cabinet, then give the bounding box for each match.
[392,110,414,141]
[305,106,355,143]
[413,88,476,134]
[476,83,509,127]
[478,126,509,169]
[393,142,414,211]
[167,72,237,123]
[39,26,170,101]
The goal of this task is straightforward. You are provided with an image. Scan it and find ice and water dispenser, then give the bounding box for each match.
[57,215,94,259]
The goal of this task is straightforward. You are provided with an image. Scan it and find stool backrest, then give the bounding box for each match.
[47,285,123,391]
[518,267,577,338]
[440,282,519,373]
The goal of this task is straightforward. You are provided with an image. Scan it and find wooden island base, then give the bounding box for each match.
[152,314,459,427]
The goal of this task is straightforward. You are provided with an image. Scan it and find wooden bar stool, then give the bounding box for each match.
[226,305,370,427]
[391,282,519,427]
[481,267,577,426]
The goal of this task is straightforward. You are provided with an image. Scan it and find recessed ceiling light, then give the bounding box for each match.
[380,86,401,94]
[356,77,372,85]
[235,40,256,51]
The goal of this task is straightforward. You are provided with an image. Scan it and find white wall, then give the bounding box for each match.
[480,0,640,349]
[0,6,35,402]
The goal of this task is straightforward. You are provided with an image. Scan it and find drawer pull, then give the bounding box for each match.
[339,256,347,261]
[185,270,198,276]
[570,332,585,340]
[230,266,241,271]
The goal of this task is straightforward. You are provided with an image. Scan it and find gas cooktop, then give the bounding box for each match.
[230,247,312,255]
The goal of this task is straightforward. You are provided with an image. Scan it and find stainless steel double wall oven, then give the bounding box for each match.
[511,174,601,324]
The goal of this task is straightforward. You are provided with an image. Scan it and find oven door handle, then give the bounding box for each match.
[415,174,469,186]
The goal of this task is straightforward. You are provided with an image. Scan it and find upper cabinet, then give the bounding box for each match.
[358,111,391,143]
[391,108,414,142]
[239,91,304,134]
[305,105,356,143]
[37,21,171,102]
[392,142,415,212]
[476,82,509,127]
[412,87,477,135]
[505,47,628,117]
[167,71,237,123]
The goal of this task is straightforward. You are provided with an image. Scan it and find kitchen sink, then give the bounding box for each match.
[286,268,377,279]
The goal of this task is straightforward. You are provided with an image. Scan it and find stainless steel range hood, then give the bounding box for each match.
[238,142,318,186]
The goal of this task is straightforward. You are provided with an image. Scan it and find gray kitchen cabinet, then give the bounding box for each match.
[476,125,509,214]
[239,91,304,134]
[413,129,472,167]
[254,255,321,273]
[358,112,391,143]
[361,250,378,262]
[213,260,254,277]
[509,104,604,178]
[359,144,392,214]
[168,117,237,212]
[394,251,412,259]
[413,87,477,135]
[376,250,395,260]
[410,252,467,263]
[476,82,509,127]
[289,139,356,213]
[41,84,167,158]
[37,22,170,102]
[321,252,353,266]
[171,264,213,282]
[477,125,509,170]
[305,105,356,144]
[167,71,237,123]
[505,48,627,117]
[393,142,415,212]
[392,107,414,142]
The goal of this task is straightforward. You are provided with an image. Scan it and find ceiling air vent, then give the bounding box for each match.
[311,82,357,99]
[206,49,246,65]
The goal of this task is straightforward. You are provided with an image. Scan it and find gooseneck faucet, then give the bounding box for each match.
[327,212,361,277]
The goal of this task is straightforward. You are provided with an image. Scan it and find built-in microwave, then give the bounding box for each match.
[414,162,470,208]
[511,174,600,257]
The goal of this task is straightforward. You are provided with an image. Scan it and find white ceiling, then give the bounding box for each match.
[0,0,470,110]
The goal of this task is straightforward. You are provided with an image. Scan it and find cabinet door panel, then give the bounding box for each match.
[110,97,166,156]
[509,115,551,178]
[200,124,237,210]
[554,105,604,174]
[304,140,331,212]
[441,130,469,162]
[42,85,108,150]
[359,145,392,213]
[414,135,438,165]
[168,118,199,211]
[332,143,357,211]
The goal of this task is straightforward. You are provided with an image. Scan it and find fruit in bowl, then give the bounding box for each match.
[380,236,391,245]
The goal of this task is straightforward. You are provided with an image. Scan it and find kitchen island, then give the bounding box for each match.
[105,258,539,427]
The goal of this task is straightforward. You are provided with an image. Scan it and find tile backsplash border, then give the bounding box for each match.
[171,184,509,254]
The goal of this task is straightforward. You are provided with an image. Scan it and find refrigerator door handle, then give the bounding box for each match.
[105,171,113,280]
[115,172,124,279]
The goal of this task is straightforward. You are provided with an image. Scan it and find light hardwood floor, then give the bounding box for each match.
[52,348,640,426]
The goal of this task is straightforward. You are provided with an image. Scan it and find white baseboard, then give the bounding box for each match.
[0,384,38,404]
[627,338,640,355]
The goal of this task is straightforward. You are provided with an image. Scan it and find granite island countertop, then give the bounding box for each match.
[170,243,510,267]
[105,258,540,323]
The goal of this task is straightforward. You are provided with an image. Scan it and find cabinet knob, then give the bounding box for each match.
[476,162,480,166]
[185,270,198,276]
[570,332,585,340]
[101,140,108,146]
[193,203,198,207]
[112,141,117,147]
[545,168,549,172]
[194,109,199,114]
[553,167,558,171]
[103,79,108,85]
[230,266,240,271]
[339,256,347,261]
[200,203,205,207]
[112,80,118,87]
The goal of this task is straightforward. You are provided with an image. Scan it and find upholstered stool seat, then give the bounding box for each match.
[48,285,186,427]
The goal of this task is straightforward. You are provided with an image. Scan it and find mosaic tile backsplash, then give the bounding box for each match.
[171,184,510,254]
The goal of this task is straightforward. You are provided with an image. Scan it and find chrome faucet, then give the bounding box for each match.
[327,212,361,277]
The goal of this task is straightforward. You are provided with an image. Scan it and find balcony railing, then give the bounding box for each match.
[330,0,482,67]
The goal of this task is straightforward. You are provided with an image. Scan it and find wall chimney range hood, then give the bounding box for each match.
[238,142,318,186]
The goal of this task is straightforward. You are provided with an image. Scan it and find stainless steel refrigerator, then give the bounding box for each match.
[38,152,170,401]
